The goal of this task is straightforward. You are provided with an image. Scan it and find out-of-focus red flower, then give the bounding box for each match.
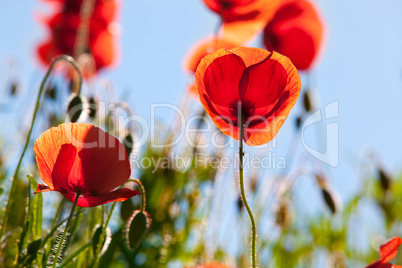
[183,36,239,97]
[263,0,325,70]
[366,237,402,268]
[34,123,139,207]
[184,36,240,74]
[203,0,263,21]
[202,0,281,44]
[195,47,300,146]
[37,0,119,75]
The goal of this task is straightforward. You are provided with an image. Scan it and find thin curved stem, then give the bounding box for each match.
[239,112,258,268]
[52,194,80,268]
[0,55,82,240]
[128,178,146,212]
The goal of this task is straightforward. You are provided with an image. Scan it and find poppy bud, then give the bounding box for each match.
[66,94,85,122]
[303,90,314,112]
[295,115,302,129]
[378,167,391,192]
[315,173,341,214]
[88,97,97,119]
[92,224,112,257]
[122,133,134,157]
[321,188,338,214]
[45,85,57,100]
[10,81,18,96]
[249,173,257,193]
[120,199,135,222]
[275,198,294,228]
[125,210,151,250]
[237,196,244,211]
[68,78,76,93]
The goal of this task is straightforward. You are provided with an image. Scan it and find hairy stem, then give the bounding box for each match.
[52,194,80,268]
[0,55,82,240]
[239,112,258,268]
[128,178,146,212]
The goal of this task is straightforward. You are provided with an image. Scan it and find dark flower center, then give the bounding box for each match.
[229,100,256,123]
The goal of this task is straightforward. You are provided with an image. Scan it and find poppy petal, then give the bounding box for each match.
[366,260,394,268]
[70,124,131,193]
[34,127,77,191]
[61,188,140,208]
[263,0,325,70]
[196,49,246,139]
[380,236,402,263]
[200,51,245,107]
[230,46,271,67]
[239,50,299,109]
[221,17,268,44]
[90,29,117,71]
[238,51,300,146]
[35,123,131,194]
[35,184,54,193]
[183,36,240,73]
[366,260,393,268]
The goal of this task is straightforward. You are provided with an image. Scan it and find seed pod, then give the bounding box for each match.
[378,167,391,191]
[122,133,134,157]
[237,196,244,211]
[125,210,151,250]
[10,81,18,96]
[303,90,314,112]
[321,188,337,214]
[88,97,97,119]
[68,78,76,93]
[66,94,84,122]
[295,115,302,129]
[315,173,327,189]
[275,199,294,228]
[120,199,135,222]
[315,172,340,214]
[92,224,112,257]
[45,85,57,100]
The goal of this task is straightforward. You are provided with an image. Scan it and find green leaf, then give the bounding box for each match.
[23,238,42,265]
[27,174,43,240]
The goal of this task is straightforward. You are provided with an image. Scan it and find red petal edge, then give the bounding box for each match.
[380,236,402,263]
[62,188,140,207]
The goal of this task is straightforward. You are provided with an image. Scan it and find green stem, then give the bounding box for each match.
[0,55,82,241]
[52,194,80,268]
[239,113,258,268]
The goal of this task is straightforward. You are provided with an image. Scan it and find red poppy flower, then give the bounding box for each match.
[366,237,402,268]
[34,123,139,207]
[263,0,325,70]
[37,0,119,74]
[184,36,239,96]
[202,0,281,44]
[203,0,267,22]
[195,47,300,146]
